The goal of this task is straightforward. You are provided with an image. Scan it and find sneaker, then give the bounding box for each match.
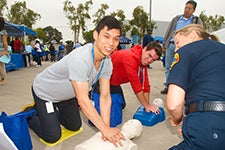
[148,65,152,69]
[35,65,41,67]
[160,88,168,94]
[122,105,127,112]
[122,99,126,111]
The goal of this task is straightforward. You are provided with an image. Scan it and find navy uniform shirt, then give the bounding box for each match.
[167,40,225,105]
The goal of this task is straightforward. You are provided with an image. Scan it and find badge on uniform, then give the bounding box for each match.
[170,53,180,70]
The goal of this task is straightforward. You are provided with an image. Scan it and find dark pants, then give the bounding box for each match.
[33,52,42,65]
[22,53,31,67]
[28,88,82,143]
[169,112,225,150]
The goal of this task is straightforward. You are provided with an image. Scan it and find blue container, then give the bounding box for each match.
[133,106,165,126]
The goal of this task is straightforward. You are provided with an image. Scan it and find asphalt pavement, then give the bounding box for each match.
[0,60,182,150]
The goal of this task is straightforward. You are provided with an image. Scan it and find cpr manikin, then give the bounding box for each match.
[74,119,143,150]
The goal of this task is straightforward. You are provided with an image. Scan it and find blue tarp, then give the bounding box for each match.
[120,36,131,44]
[17,25,37,36]
[5,22,24,36]
[153,36,164,43]
[5,22,37,37]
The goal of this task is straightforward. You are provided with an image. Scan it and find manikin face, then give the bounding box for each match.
[121,119,143,139]
[93,26,120,57]
[141,48,159,66]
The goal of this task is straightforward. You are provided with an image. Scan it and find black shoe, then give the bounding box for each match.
[22,103,37,120]
[160,88,168,94]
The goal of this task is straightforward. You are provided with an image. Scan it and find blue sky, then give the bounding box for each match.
[7,0,225,41]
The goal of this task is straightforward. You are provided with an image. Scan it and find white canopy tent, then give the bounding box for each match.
[211,28,225,44]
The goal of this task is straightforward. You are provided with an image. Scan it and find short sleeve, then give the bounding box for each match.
[167,48,193,91]
[67,53,91,82]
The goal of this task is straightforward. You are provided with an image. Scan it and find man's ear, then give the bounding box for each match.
[93,30,98,40]
[143,46,147,52]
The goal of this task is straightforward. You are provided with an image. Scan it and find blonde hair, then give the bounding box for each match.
[175,24,220,42]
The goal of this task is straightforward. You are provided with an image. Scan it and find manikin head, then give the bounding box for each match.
[153,98,164,108]
[121,119,143,139]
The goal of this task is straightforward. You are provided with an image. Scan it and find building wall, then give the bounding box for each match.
[152,21,170,37]
[127,21,170,45]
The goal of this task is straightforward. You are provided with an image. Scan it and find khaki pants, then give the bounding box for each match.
[0,50,6,80]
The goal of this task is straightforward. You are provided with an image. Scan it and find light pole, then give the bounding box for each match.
[149,0,152,28]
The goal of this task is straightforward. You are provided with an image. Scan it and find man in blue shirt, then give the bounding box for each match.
[142,28,154,69]
[142,29,153,48]
[160,0,203,94]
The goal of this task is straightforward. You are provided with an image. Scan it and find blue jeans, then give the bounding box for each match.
[164,43,175,87]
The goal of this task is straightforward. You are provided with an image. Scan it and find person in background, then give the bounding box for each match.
[161,0,203,94]
[25,44,34,67]
[0,17,8,85]
[167,24,225,149]
[9,39,14,53]
[142,29,154,49]
[33,39,42,67]
[58,40,66,60]
[142,28,154,69]
[49,42,56,62]
[23,16,125,147]
[43,45,50,61]
[13,37,22,53]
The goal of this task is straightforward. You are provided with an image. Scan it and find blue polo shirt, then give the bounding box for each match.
[167,40,225,105]
[175,15,193,31]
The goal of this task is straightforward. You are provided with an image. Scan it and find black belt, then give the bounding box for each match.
[185,101,225,114]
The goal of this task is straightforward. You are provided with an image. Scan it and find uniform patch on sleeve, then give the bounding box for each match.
[170,53,180,70]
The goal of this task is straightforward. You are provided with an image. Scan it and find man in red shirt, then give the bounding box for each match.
[13,37,22,53]
[110,41,162,113]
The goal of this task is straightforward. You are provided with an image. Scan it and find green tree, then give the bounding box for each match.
[0,0,7,16]
[200,11,225,32]
[82,3,109,43]
[129,6,155,43]
[110,9,130,36]
[34,28,47,43]
[63,0,93,43]
[92,4,109,26]
[42,26,63,44]
[82,30,93,44]
[8,1,40,28]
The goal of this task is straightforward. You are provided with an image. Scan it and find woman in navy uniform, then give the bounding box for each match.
[166,24,225,150]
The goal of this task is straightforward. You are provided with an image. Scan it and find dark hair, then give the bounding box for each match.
[147,28,152,32]
[146,41,162,59]
[0,17,5,31]
[186,0,197,9]
[95,16,121,36]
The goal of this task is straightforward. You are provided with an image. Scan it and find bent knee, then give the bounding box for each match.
[42,131,61,143]
[66,122,82,131]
